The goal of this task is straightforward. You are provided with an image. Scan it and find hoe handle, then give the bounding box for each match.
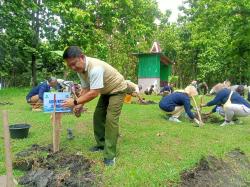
[191,96,204,127]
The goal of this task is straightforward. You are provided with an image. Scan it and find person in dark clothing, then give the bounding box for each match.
[159,86,202,125]
[201,88,250,126]
[159,83,174,96]
[26,77,58,111]
[235,85,245,96]
[144,85,154,95]
[197,82,209,95]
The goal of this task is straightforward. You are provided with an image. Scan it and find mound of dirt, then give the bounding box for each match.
[194,113,223,124]
[180,149,250,187]
[14,144,97,187]
[131,100,158,105]
[140,100,158,105]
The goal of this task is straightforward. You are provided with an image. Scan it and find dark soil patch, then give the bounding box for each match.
[194,113,223,124]
[180,149,250,187]
[140,100,158,105]
[202,114,223,124]
[131,100,158,105]
[14,144,97,187]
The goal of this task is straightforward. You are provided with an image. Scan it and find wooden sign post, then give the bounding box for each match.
[1,111,15,187]
[52,94,61,153]
[52,112,62,153]
[44,92,71,153]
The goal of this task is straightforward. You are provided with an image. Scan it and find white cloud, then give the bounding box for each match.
[156,0,184,22]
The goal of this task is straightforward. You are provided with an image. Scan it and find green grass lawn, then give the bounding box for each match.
[0,88,250,186]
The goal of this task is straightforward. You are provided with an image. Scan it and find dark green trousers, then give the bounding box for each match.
[93,92,126,159]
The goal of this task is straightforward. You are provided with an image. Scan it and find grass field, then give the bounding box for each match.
[0,88,250,186]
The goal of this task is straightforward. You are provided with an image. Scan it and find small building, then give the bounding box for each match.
[133,42,172,92]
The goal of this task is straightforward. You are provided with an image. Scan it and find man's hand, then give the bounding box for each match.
[62,98,75,108]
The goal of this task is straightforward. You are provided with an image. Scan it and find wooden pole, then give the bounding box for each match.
[200,95,205,113]
[191,96,204,127]
[2,111,15,187]
[52,94,62,153]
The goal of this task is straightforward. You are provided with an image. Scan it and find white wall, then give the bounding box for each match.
[138,78,160,93]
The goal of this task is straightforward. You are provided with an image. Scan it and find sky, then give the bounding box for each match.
[156,0,184,22]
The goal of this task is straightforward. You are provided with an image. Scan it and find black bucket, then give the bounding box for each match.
[9,124,31,139]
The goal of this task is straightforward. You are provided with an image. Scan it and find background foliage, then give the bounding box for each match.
[158,0,250,87]
[1,0,250,87]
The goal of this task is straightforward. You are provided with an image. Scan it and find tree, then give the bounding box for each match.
[0,0,61,86]
[158,0,250,86]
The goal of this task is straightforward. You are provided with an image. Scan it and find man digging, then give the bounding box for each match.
[62,46,127,166]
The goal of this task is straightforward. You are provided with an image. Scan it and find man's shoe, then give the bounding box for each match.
[104,158,116,166]
[220,121,234,127]
[169,117,181,123]
[89,146,104,152]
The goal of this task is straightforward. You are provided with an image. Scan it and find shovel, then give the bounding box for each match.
[191,96,204,127]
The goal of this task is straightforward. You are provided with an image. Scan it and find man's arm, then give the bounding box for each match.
[80,88,89,96]
[203,90,226,107]
[38,84,48,101]
[183,99,195,119]
[62,88,100,108]
[77,89,100,105]
[63,66,104,108]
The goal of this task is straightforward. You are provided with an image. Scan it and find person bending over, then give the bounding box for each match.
[159,86,202,126]
[201,87,250,126]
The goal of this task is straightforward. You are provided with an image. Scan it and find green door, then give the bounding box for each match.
[160,63,172,81]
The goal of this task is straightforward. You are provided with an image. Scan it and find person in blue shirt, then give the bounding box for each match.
[159,83,174,96]
[159,85,202,126]
[201,87,250,126]
[26,77,58,111]
[197,81,209,95]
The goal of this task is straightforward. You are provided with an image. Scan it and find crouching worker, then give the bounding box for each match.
[125,80,144,103]
[159,83,174,96]
[159,86,202,126]
[201,84,250,126]
[144,85,154,95]
[26,77,58,111]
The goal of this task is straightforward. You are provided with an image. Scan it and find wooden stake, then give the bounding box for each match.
[2,111,15,187]
[191,96,204,127]
[200,95,205,113]
[52,94,62,153]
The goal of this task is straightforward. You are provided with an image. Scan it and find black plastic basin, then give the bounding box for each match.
[9,124,31,139]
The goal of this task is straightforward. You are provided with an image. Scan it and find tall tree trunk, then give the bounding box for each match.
[31,0,41,86]
[31,54,37,86]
